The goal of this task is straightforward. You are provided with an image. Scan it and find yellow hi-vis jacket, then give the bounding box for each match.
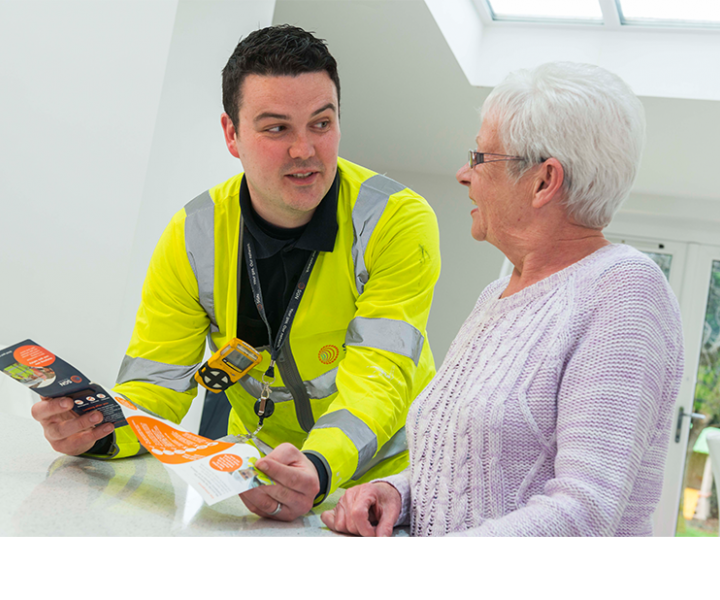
[106,158,441,502]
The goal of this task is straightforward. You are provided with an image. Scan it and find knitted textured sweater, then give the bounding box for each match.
[381,244,684,536]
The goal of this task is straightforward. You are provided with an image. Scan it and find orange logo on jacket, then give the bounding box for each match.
[318,345,339,364]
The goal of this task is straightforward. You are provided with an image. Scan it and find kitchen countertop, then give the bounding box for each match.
[0,410,407,537]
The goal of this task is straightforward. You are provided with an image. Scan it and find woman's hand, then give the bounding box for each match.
[321,481,401,537]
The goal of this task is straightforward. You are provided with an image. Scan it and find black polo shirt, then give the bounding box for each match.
[236,172,339,347]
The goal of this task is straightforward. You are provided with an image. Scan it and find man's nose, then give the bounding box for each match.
[289,132,315,160]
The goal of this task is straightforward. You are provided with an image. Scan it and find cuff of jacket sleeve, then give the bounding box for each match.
[303,451,331,506]
[302,427,360,497]
[82,425,147,460]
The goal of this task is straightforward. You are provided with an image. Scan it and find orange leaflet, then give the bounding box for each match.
[127,416,233,465]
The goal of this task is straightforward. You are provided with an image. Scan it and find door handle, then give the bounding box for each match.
[674,406,707,443]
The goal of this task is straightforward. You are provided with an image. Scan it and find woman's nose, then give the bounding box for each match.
[456,162,471,187]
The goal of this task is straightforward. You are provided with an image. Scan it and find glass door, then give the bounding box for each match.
[608,235,720,537]
[672,250,720,536]
[610,239,720,537]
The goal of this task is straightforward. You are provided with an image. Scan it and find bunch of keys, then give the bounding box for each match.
[252,361,275,430]
[254,385,275,428]
[233,361,276,444]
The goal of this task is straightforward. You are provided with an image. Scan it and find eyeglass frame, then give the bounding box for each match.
[468,150,525,169]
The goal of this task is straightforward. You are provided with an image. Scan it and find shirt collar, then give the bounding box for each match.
[239,171,339,258]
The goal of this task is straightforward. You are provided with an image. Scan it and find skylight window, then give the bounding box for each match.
[617,0,720,27]
[485,0,603,23]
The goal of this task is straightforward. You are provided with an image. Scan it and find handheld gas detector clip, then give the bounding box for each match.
[195,338,261,393]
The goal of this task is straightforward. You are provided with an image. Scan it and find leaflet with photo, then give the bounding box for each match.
[0,340,126,427]
[1,340,272,505]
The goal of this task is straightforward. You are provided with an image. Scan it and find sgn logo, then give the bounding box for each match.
[318,345,339,365]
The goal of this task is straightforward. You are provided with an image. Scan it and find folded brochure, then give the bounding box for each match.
[0,339,270,505]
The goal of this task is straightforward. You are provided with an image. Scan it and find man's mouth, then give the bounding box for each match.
[285,170,321,185]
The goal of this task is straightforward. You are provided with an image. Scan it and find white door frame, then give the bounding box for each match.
[656,243,720,535]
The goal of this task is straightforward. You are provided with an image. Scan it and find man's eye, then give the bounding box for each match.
[315,120,330,130]
[266,125,285,133]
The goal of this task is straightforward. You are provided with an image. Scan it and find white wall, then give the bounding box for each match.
[0,0,177,383]
[115,1,275,429]
[118,0,276,430]
[0,1,275,427]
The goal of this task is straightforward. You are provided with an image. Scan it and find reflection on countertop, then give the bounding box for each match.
[0,412,408,537]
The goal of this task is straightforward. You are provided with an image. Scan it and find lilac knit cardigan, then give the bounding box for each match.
[380,244,684,536]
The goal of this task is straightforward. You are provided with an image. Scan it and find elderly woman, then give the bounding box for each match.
[321,62,684,537]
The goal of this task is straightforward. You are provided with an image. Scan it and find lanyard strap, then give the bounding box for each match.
[243,227,318,367]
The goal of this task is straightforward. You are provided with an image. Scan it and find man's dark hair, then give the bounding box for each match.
[222,24,341,127]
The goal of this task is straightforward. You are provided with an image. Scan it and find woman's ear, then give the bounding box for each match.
[531,158,564,209]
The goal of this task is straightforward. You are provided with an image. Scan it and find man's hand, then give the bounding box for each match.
[31,396,114,455]
[321,482,401,537]
[239,443,320,522]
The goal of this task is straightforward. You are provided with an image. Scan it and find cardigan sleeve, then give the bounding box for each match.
[374,468,412,527]
[449,258,684,536]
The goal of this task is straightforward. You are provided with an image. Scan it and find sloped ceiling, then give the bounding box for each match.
[274,0,720,202]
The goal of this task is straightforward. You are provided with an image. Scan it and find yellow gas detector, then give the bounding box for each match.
[194,338,262,393]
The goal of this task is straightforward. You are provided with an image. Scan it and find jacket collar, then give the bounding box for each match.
[239,171,339,258]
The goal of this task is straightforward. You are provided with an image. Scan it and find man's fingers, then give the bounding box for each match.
[255,444,320,498]
[255,456,317,495]
[242,482,304,513]
[31,396,114,456]
[260,442,301,464]
[240,487,295,522]
[31,396,74,421]
[239,490,263,514]
[45,410,105,442]
[51,423,114,456]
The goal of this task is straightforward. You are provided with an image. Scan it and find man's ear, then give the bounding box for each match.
[221,113,240,159]
[531,158,564,209]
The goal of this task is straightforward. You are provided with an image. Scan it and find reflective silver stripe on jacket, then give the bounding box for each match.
[351,426,407,480]
[117,355,200,393]
[346,316,424,365]
[236,366,338,404]
[184,191,217,331]
[313,409,408,479]
[351,174,405,295]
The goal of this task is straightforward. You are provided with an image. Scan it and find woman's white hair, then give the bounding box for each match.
[481,62,646,229]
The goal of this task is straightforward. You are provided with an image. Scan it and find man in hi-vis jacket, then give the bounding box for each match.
[32,25,440,522]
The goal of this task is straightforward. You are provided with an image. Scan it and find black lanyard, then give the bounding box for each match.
[233,219,318,440]
[244,229,318,365]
